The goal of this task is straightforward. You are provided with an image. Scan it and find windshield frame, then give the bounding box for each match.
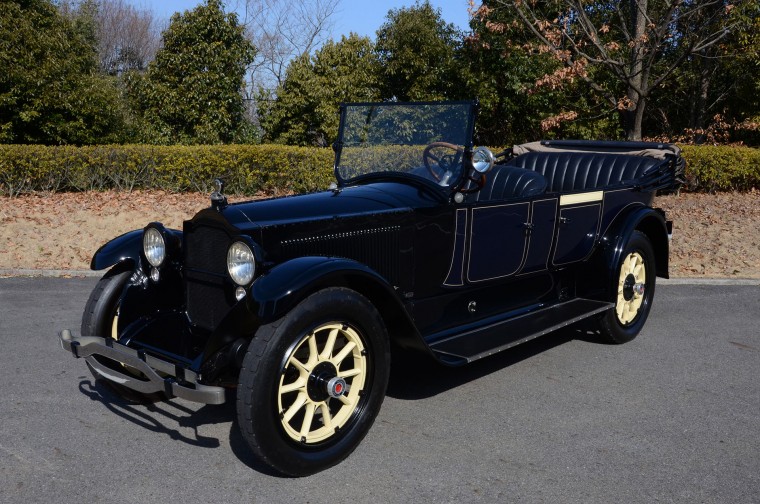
[333,100,478,190]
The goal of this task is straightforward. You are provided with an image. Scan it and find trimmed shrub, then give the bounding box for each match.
[0,143,758,196]
[0,144,334,196]
[679,145,760,192]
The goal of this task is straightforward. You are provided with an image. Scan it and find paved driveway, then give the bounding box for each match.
[1,278,758,503]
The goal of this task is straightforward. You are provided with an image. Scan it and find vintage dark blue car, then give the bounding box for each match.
[60,101,684,476]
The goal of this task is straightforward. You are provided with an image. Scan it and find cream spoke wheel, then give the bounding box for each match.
[330,341,356,367]
[110,308,119,340]
[278,322,368,444]
[238,288,390,476]
[319,328,339,360]
[616,251,647,325]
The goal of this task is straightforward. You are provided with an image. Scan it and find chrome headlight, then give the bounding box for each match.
[472,146,495,174]
[227,241,255,286]
[143,228,166,267]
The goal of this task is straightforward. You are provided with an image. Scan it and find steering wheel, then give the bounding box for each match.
[423,142,464,184]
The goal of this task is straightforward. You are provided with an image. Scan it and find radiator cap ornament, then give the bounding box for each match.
[210,178,227,210]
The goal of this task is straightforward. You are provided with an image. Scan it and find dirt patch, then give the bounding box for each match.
[655,191,760,278]
[1,190,758,278]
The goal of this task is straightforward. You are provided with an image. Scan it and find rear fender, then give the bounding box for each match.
[580,206,669,300]
[606,207,670,279]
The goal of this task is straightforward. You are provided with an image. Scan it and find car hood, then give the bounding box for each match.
[219,181,442,229]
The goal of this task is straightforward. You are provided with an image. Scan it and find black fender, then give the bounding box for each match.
[90,230,143,271]
[580,206,669,301]
[251,256,430,355]
[90,227,182,271]
[605,206,670,280]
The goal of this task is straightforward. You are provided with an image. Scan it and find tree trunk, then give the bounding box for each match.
[623,0,648,141]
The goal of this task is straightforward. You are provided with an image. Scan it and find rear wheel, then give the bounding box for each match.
[236,287,390,476]
[598,231,656,344]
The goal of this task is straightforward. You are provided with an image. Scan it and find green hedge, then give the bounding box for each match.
[0,143,758,196]
[0,144,334,197]
[679,145,760,192]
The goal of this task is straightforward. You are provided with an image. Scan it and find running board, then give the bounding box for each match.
[428,298,613,365]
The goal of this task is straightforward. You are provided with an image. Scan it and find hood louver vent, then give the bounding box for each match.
[281,226,401,284]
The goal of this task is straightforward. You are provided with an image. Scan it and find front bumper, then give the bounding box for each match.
[59,329,226,405]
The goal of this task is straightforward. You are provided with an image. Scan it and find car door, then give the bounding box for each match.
[443,195,558,284]
[552,191,603,266]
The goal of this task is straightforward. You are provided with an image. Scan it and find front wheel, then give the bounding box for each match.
[81,266,163,403]
[597,231,656,344]
[236,287,390,477]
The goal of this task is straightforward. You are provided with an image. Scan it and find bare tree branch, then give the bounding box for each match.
[231,0,340,91]
[492,0,745,139]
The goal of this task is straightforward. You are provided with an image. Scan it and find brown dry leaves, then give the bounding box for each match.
[655,191,760,278]
[1,190,759,278]
[0,191,242,270]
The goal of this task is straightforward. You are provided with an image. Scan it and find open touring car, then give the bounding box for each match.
[60,101,684,476]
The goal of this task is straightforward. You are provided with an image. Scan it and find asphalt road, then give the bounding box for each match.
[1,277,758,504]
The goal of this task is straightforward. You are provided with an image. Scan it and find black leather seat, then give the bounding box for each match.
[474,165,548,201]
[506,151,665,192]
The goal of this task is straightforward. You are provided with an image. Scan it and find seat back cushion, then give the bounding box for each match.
[507,151,664,192]
[475,165,548,201]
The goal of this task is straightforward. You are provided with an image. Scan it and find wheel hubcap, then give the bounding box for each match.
[616,252,646,325]
[278,323,367,444]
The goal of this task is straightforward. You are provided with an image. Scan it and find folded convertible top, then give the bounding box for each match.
[513,139,681,161]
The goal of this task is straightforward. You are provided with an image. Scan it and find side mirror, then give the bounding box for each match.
[472,146,495,174]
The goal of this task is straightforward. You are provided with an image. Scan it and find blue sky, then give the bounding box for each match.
[126,1,472,38]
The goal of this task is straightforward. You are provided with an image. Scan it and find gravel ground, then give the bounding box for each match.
[1,190,758,278]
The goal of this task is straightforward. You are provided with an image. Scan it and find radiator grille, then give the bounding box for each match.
[185,225,229,275]
[281,226,401,284]
[184,224,233,330]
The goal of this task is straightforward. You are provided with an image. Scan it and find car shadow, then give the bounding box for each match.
[78,379,233,448]
[386,325,598,400]
[77,379,283,476]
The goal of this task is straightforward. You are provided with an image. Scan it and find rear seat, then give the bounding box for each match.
[506,151,666,193]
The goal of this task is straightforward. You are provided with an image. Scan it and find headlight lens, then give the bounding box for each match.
[143,228,166,267]
[227,241,255,286]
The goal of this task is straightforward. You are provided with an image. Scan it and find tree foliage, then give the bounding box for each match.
[375,1,464,101]
[465,1,599,146]
[258,34,380,146]
[0,0,125,144]
[126,0,256,144]
[479,0,751,140]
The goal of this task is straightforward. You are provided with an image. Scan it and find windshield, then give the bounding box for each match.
[335,101,475,188]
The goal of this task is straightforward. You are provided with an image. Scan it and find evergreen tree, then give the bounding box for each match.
[0,0,125,144]
[375,1,463,101]
[127,0,256,144]
[258,34,379,146]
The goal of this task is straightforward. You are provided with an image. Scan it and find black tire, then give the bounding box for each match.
[237,287,390,477]
[598,231,656,344]
[81,266,131,338]
[81,266,163,403]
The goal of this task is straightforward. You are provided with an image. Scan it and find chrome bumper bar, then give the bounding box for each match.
[59,329,226,405]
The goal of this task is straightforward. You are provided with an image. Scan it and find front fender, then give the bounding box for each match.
[252,256,400,322]
[251,256,429,356]
[90,230,143,271]
[90,228,182,271]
